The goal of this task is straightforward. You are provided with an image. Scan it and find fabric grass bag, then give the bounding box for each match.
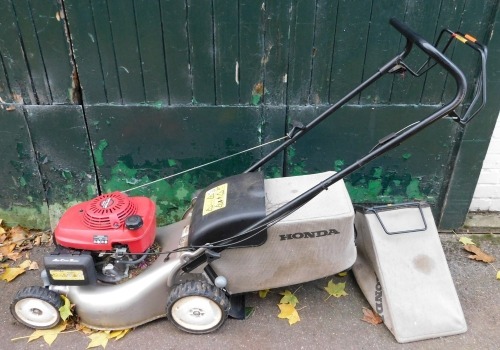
[352,203,467,343]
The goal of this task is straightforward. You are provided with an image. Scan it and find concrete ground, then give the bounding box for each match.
[1,233,499,350]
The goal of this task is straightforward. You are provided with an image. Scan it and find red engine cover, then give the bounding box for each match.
[54,192,156,253]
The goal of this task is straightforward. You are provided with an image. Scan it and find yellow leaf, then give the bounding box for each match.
[279,290,299,307]
[18,259,32,269]
[337,271,348,277]
[59,295,73,321]
[324,280,348,299]
[87,331,110,349]
[459,237,475,246]
[496,271,500,280]
[277,303,300,325]
[0,267,26,282]
[109,329,130,341]
[29,261,39,270]
[259,289,270,298]
[28,323,66,345]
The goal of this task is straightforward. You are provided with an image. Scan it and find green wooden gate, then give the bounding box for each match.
[1,0,499,229]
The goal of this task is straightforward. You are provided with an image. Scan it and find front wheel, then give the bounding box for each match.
[166,281,230,334]
[11,286,63,329]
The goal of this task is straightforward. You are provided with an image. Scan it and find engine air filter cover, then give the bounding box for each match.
[54,192,156,253]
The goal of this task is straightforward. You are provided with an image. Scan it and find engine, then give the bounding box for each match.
[44,192,156,285]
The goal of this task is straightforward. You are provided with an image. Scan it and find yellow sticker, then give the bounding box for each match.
[49,270,85,281]
[202,183,228,215]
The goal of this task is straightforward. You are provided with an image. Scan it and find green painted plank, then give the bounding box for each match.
[160,0,191,105]
[10,0,51,104]
[213,0,239,105]
[0,107,49,228]
[25,105,98,227]
[261,106,286,177]
[328,0,372,104]
[28,0,74,104]
[286,0,316,105]
[238,0,264,105]
[134,0,169,105]
[439,2,500,228]
[389,0,441,104]
[89,0,122,103]
[420,0,467,104]
[107,0,145,103]
[0,0,35,104]
[63,0,107,104]
[262,0,292,105]
[441,0,495,107]
[358,1,407,104]
[85,105,276,225]
[187,0,215,104]
[309,0,338,105]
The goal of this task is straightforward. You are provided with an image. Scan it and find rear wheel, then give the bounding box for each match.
[11,286,63,329]
[166,281,230,334]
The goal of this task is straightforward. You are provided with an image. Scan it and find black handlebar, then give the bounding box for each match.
[390,17,467,114]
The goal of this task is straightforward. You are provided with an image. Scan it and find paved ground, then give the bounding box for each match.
[1,233,499,350]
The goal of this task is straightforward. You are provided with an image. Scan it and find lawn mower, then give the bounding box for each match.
[10,18,487,335]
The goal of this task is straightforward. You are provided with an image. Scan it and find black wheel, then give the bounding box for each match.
[166,281,230,334]
[11,286,63,329]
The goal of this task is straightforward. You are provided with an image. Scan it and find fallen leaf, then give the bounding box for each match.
[361,307,383,325]
[463,244,496,263]
[497,271,500,280]
[324,280,348,299]
[459,237,475,246]
[0,243,16,256]
[59,295,73,321]
[28,322,66,345]
[0,267,26,282]
[87,331,110,349]
[109,329,130,341]
[337,271,348,277]
[29,261,39,270]
[76,324,94,335]
[10,226,28,245]
[259,289,270,298]
[277,303,300,325]
[279,290,299,307]
[18,259,32,269]
[7,251,22,261]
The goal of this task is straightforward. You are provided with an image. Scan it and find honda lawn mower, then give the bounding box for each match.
[11,18,487,336]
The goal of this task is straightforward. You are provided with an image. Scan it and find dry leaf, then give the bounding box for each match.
[0,243,16,256]
[0,267,25,282]
[109,329,130,341]
[10,226,28,244]
[277,303,300,325]
[87,331,110,349]
[361,307,383,325]
[28,323,67,346]
[463,244,496,263]
[7,251,22,261]
[18,259,32,270]
[497,271,500,280]
[337,271,348,277]
[29,261,39,270]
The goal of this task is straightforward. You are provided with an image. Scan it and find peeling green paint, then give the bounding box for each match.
[344,166,434,204]
[94,139,109,166]
[334,159,345,172]
[402,153,412,160]
[287,147,308,176]
[0,206,50,229]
